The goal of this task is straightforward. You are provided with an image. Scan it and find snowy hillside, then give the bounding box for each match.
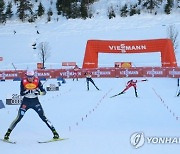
[0,13,180,70]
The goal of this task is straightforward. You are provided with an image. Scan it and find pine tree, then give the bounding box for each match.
[129,4,140,16]
[108,6,116,19]
[141,0,162,13]
[120,4,129,17]
[164,0,173,14]
[56,0,63,15]
[0,0,6,24]
[5,1,13,19]
[80,0,88,19]
[16,0,33,22]
[37,2,45,17]
[47,8,53,22]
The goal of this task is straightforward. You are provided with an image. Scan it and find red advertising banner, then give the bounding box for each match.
[1,67,180,80]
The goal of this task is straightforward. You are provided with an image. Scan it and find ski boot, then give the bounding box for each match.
[52,130,59,139]
[4,129,12,140]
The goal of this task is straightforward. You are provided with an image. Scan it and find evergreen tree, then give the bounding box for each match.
[16,0,33,22]
[164,0,173,14]
[108,6,116,19]
[129,4,139,16]
[56,0,62,15]
[0,0,6,24]
[47,7,53,22]
[56,0,72,17]
[5,1,13,19]
[37,2,45,17]
[141,0,162,13]
[80,0,88,19]
[120,4,129,17]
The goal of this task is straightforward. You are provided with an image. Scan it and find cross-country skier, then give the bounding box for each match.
[119,79,147,97]
[73,65,79,81]
[4,70,59,141]
[84,71,99,91]
[111,79,147,98]
[177,78,180,96]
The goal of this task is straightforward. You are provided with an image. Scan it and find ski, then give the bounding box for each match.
[38,138,68,144]
[110,92,124,98]
[0,139,16,144]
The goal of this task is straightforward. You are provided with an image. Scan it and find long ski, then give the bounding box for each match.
[38,138,68,144]
[110,92,124,98]
[0,139,16,144]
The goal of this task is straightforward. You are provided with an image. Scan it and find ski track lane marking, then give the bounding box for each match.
[152,87,180,121]
[68,88,112,132]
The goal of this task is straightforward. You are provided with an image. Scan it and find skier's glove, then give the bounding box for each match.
[32,89,40,95]
[39,91,46,95]
[142,79,148,81]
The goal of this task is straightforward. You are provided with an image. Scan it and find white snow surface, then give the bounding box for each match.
[1,1,180,153]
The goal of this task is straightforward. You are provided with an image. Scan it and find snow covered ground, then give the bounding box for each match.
[1,2,180,153]
[1,77,180,154]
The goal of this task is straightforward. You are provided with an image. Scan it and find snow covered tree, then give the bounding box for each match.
[129,4,140,16]
[108,5,116,19]
[16,0,33,22]
[167,25,179,53]
[47,8,53,22]
[120,4,129,17]
[5,1,13,19]
[36,2,45,17]
[164,0,173,14]
[141,0,162,13]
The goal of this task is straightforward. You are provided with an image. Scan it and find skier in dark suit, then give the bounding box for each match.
[84,71,99,91]
[4,70,59,141]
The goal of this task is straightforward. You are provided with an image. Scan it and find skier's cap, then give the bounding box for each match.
[26,70,35,77]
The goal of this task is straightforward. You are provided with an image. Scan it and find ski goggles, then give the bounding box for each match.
[26,75,35,78]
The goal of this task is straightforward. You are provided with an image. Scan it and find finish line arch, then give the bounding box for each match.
[82,39,177,68]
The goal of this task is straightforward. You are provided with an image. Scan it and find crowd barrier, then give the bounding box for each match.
[0,67,180,80]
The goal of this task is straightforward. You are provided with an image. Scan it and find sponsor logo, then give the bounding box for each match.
[93,70,111,77]
[120,69,139,77]
[25,83,37,90]
[146,69,163,77]
[169,69,180,77]
[109,44,147,53]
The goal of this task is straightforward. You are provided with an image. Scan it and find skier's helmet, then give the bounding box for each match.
[26,70,35,77]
